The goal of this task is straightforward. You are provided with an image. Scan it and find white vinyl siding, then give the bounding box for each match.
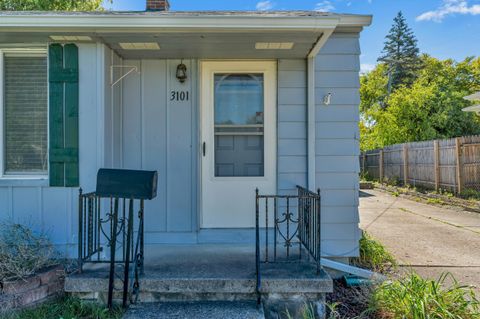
[1,53,48,176]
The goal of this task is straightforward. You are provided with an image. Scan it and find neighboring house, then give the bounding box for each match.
[463,92,480,114]
[0,1,371,263]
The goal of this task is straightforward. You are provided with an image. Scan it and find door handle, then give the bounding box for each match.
[203,142,206,157]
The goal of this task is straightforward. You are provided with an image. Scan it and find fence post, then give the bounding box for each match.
[455,137,464,194]
[379,149,384,183]
[434,140,440,191]
[403,144,408,186]
[361,153,366,175]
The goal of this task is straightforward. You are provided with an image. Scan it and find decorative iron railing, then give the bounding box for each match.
[255,185,321,303]
[78,190,145,308]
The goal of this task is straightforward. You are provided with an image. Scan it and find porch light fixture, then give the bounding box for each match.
[119,42,160,50]
[255,42,294,50]
[176,60,188,83]
[50,35,92,41]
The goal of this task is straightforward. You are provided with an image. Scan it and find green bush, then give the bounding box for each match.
[369,272,480,319]
[0,222,56,281]
[352,232,397,274]
[4,296,123,319]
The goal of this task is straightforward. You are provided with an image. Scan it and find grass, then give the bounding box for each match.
[352,232,397,274]
[369,272,480,319]
[285,303,316,319]
[2,296,124,319]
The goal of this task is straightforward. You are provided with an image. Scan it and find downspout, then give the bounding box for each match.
[307,29,334,191]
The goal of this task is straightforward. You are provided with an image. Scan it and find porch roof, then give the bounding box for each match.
[0,10,372,59]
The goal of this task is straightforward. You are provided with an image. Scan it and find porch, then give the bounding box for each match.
[72,175,331,310]
[66,244,332,302]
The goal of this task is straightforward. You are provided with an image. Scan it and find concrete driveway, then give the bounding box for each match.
[359,189,480,290]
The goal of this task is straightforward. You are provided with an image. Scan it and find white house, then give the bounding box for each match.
[0,1,372,312]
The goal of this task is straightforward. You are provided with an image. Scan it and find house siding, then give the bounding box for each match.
[0,44,106,254]
[277,59,308,195]
[0,33,362,257]
[120,59,197,242]
[276,34,361,258]
[316,32,361,257]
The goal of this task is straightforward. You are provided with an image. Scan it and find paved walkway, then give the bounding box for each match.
[360,189,480,290]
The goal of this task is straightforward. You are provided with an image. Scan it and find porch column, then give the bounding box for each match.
[307,56,316,191]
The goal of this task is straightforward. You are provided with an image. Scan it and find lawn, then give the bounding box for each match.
[2,296,124,319]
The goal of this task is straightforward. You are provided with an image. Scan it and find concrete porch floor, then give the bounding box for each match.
[65,244,332,302]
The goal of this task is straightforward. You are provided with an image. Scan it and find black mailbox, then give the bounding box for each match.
[95,169,158,200]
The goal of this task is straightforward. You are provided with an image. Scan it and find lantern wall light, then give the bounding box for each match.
[176,60,188,83]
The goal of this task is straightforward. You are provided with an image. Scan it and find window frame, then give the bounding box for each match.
[0,48,49,180]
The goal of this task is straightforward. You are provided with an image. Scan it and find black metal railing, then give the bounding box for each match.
[78,190,145,308]
[255,185,321,303]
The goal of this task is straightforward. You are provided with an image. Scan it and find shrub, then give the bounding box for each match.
[352,232,397,274]
[369,272,480,319]
[0,222,56,282]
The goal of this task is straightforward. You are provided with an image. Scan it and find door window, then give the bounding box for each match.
[214,74,264,177]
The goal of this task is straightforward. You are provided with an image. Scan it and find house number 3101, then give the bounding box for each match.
[170,91,189,101]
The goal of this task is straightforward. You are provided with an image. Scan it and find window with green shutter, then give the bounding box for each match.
[1,51,48,176]
[49,43,79,187]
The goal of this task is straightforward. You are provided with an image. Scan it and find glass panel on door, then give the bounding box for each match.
[214,74,264,177]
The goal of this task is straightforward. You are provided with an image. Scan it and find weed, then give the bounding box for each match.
[285,303,316,319]
[3,296,124,319]
[426,198,443,205]
[369,272,480,319]
[459,188,480,201]
[352,232,397,274]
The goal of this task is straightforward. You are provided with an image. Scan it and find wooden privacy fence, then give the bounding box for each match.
[360,136,480,193]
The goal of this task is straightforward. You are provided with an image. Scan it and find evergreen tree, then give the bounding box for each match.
[378,11,421,93]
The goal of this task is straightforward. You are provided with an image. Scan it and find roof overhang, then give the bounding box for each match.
[0,12,372,32]
[0,11,372,59]
[464,92,480,101]
[462,105,480,114]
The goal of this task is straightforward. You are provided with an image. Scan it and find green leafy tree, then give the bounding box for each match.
[378,11,421,93]
[361,56,480,151]
[0,0,107,11]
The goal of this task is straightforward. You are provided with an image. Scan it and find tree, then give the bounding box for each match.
[378,11,421,92]
[0,0,107,11]
[360,56,480,151]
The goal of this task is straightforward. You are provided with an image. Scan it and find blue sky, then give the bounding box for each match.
[104,0,480,72]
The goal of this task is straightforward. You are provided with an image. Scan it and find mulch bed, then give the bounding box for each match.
[326,279,373,318]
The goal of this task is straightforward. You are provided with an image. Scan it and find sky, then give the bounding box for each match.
[104,0,480,73]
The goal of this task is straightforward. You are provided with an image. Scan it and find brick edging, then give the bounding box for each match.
[0,265,65,311]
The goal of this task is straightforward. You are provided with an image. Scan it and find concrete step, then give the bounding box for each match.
[123,301,265,319]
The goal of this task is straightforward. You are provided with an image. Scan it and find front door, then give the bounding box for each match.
[200,61,277,228]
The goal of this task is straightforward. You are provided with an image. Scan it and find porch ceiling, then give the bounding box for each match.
[0,30,326,59]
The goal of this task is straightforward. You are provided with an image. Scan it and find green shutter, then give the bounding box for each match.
[49,44,79,187]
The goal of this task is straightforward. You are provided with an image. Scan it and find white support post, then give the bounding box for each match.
[306,29,334,191]
[307,56,316,191]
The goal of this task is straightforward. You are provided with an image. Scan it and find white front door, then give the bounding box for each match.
[200,61,277,228]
